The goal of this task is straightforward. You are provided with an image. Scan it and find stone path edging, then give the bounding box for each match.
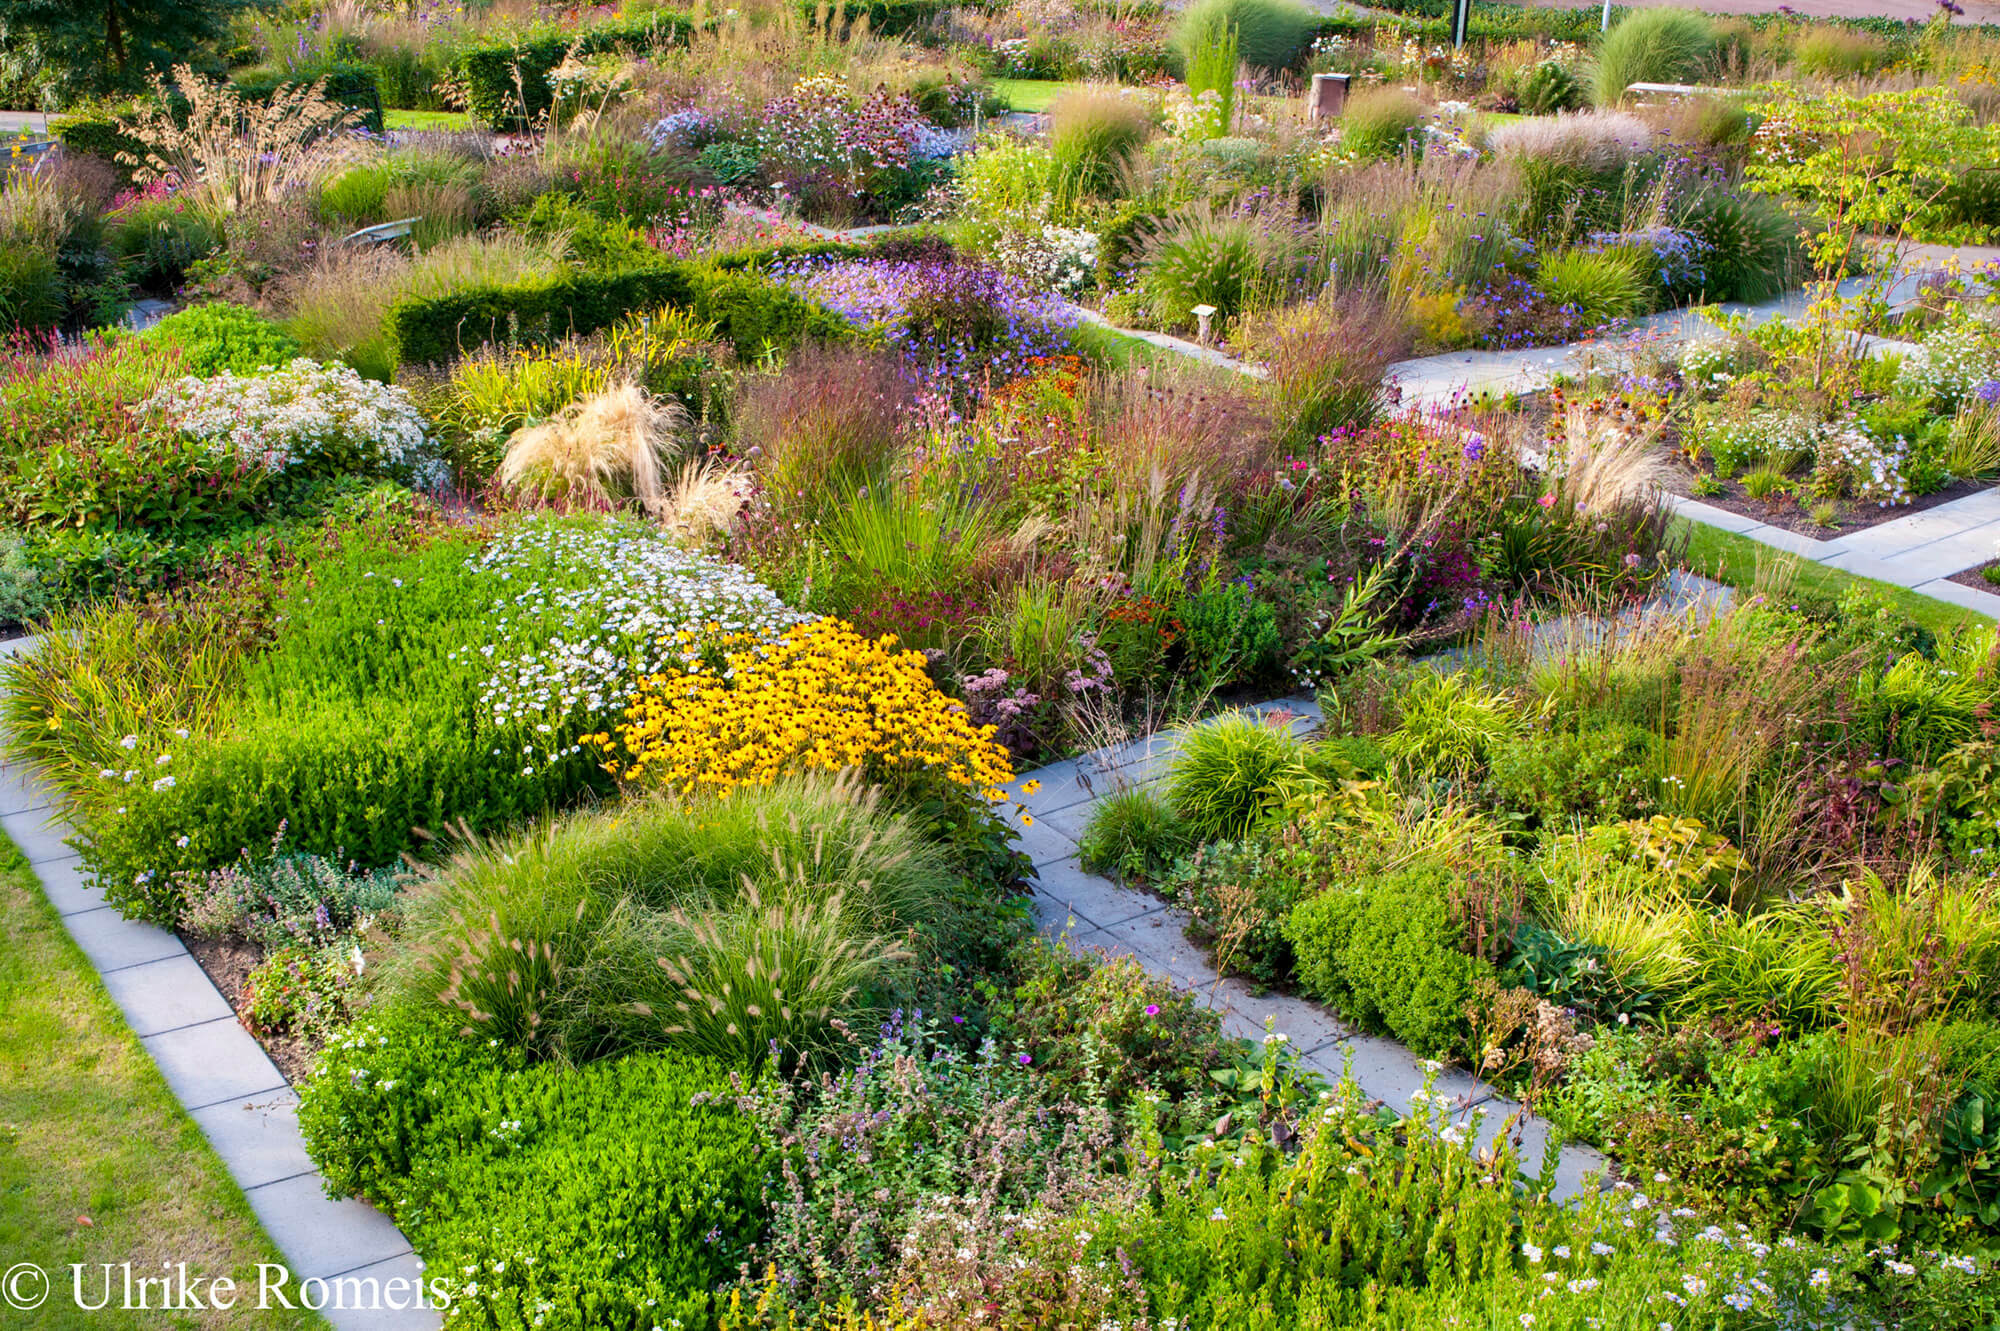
[0,636,436,1331]
[1002,695,1607,1201]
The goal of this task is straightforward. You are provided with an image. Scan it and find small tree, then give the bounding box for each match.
[0,0,246,104]
[1745,83,2000,383]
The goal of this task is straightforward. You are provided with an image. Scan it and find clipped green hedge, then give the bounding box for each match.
[1284,864,1494,1061]
[299,1002,761,1329]
[229,61,385,133]
[451,13,697,128]
[388,259,852,366]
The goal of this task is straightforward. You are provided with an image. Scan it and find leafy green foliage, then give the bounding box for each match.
[298,1002,760,1330]
[1489,721,1659,832]
[143,302,301,376]
[993,944,1224,1109]
[1177,576,1281,686]
[1284,863,1491,1059]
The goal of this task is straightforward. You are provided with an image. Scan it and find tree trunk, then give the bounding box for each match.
[105,0,127,79]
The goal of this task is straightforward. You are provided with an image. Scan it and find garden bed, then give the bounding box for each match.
[1664,464,1995,537]
[1948,557,2000,592]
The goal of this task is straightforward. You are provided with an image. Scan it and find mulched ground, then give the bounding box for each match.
[1947,559,2000,594]
[1660,462,1990,539]
[183,933,316,1084]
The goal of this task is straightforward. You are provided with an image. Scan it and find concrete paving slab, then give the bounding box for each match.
[34,852,100,915]
[316,1252,442,1331]
[0,804,76,863]
[143,1017,288,1111]
[65,905,185,972]
[244,1173,413,1283]
[101,953,233,1036]
[189,1091,318,1190]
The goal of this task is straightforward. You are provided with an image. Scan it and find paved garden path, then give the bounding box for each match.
[0,637,438,1331]
[1003,696,1611,1202]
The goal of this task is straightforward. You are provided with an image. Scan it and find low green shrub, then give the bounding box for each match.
[59,518,805,921]
[994,944,1223,1109]
[1489,722,1659,832]
[1516,59,1584,114]
[452,14,697,128]
[142,303,301,376]
[299,1002,761,1329]
[388,259,848,366]
[1177,576,1282,685]
[1284,863,1491,1059]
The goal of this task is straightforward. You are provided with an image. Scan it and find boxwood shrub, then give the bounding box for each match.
[451,14,698,128]
[388,260,852,366]
[1283,863,1493,1060]
[299,1002,761,1329]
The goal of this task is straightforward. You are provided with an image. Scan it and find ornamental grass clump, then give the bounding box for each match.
[587,617,1017,803]
[385,775,946,1062]
[497,381,685,516]
[117,65,375,221]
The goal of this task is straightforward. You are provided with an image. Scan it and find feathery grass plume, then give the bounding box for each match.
[653,874,911,1068]
[1340,87,1426,162]
[1544,398,1667,512]
[657,459,748,549]
[117,65,375,222]
[1236,290,1410,447]
[1172,0,1316,72]
[386,775,949,1061]
[499,381,686,516]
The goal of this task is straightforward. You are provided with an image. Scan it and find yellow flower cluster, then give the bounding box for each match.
[585,618,1017,800]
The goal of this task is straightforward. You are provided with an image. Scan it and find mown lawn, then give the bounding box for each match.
[382,108,474,132]
[990,78,1078,113]
[1676,518,1995,636]
[0,839,320,1330]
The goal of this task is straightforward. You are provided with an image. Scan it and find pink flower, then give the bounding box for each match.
[1144,1004,1161,1017]
[1537,493,1556,508]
